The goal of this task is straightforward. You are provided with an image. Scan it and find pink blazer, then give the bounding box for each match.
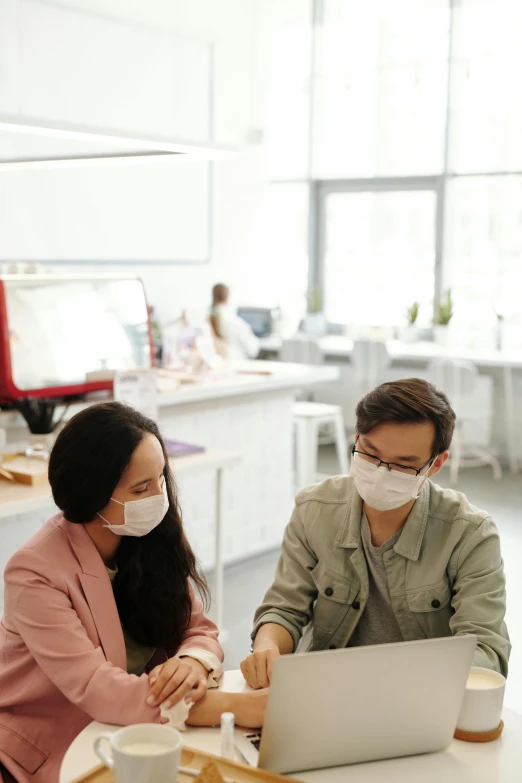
[0,514,223,782]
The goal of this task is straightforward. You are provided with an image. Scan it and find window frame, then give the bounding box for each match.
[297,0,522,329]
[310,176,444,331]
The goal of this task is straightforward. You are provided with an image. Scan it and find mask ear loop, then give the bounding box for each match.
[415,457,437,497]
[97,497,124,525]
[423,456,437,476]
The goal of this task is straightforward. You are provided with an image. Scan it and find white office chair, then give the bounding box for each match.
[281,334,323,407]
[280,335,323,365]
[427,357,502,485]
[351,339,391,393]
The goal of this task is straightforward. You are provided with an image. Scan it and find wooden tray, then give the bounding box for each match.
[454,719,504,743]
[71,745,302,783]
[0,456,48,486]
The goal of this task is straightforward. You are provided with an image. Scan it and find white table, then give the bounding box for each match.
[260,336,522,473]
[0,449,240,632]
[61,670,522,783]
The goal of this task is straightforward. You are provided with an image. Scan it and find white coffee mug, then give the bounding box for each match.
[456,666,505,733]
[94,724,181,783]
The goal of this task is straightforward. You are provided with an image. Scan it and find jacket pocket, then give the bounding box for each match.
[310,563,359,633]
[406,580,453,639]
[0,726,48,774]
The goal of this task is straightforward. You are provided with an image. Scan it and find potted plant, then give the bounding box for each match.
[433,290,454,346]
[399,301,420,343]
[302,287,327,338]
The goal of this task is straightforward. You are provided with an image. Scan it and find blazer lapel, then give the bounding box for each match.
[78,572,126,669]
[61,518,127,670]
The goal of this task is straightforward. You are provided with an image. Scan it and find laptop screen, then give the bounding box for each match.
[237,307,273,337]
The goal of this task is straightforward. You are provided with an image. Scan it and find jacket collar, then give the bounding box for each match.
[57,515,126,668]
[58,515,107,576]
[334,481,362,549]
[334,479,431,562]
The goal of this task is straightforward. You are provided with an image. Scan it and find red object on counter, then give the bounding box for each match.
[0,276,154,404]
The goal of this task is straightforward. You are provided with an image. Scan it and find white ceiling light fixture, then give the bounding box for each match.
[0,113,236,171]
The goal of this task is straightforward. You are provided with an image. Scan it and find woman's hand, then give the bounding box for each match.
[234,689,269,728]
[148,656,208,709]
[185,688,269,728]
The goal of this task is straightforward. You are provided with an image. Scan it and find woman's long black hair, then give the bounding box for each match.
[48,401,209,649]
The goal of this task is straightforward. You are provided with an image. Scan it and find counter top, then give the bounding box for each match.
[0,361,339,429]
[156,361,339,406]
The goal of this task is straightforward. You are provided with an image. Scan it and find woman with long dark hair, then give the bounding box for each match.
[0,403,266,782]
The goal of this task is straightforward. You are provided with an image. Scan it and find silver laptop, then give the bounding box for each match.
[235,636,476,775]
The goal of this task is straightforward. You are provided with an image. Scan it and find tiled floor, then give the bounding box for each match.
[215,447,522,713]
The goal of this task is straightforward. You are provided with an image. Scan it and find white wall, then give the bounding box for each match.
[0,0,312,325]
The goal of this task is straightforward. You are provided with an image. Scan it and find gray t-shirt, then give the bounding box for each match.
[348,514,404,647]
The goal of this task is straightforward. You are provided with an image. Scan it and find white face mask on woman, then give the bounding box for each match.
[97,483,169,537]
[350,452,432,512]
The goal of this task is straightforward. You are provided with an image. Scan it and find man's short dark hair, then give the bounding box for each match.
[355,378,456,455]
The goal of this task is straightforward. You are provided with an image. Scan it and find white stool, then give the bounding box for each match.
[293,402,349,490]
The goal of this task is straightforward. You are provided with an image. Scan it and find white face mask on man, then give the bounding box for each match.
[350,452,433,512]
[97,483,169,537]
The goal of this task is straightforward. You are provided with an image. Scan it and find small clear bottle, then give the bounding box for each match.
[220,712,235,759]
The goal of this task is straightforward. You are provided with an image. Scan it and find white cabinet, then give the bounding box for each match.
[0,0,20,113]
[17,0,210,141]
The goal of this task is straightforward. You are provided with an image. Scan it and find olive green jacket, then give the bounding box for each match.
[253,476,510,675]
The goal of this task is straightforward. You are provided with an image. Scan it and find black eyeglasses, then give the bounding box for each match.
[351,445,435,477]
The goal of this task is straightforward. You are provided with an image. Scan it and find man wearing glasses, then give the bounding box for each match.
[241,378,509,688]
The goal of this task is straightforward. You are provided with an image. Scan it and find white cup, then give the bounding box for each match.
[456,666,506,734]
[94,724,181,783]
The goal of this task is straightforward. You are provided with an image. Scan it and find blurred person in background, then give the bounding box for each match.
[210,283,260,360]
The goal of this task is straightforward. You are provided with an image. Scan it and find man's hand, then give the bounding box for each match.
[240,647,281,689]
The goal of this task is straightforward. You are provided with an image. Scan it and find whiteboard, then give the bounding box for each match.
[0,161,210,262]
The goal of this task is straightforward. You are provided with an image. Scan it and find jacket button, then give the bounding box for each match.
[352,600,360,610]
[431,599,441,609]
[325,587,334,597]
[329,644,337,649]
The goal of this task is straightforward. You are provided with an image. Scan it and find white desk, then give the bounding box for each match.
[260,336,522,473]
[0,450,240,632]
[61,670,522,783]
[260,335,522,369]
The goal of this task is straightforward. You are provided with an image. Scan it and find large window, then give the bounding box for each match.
[314,0,449,178]
[445,176,522,336]
[322,187,437,327]
[449,1,522,174]
[270,0,522,335]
